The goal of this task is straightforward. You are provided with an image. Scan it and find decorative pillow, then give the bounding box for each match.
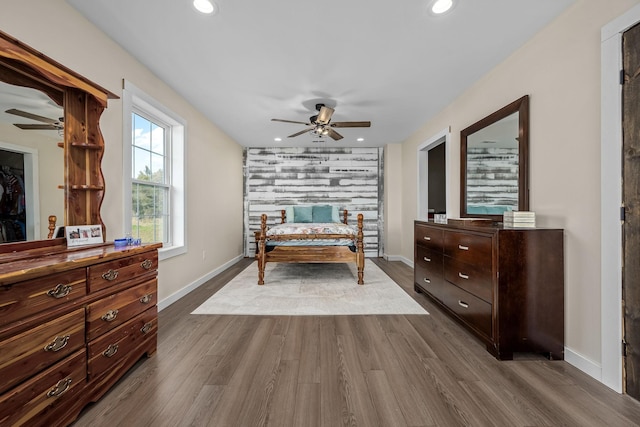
[312,205,334,223]
[293,205,313,223]
[332,206,340,223]
[285,206,294,223]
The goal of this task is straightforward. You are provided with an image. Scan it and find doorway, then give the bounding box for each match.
[602,2,640,397]
[622,21,640,401]
[0,142,39,241]
[417,128,451,221]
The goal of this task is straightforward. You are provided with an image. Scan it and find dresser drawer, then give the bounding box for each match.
[444,231,492,265]
[87,307,157,380]
[444,257,492,303]
[86,278,157,341]
[88,251,158,293]
[415,245,443,274]
[0,308,85,395]
[0,348,86,427]
[415,266,448,304]
[443,284,492,338]
[0,269,86,328]
[415,224,444,251]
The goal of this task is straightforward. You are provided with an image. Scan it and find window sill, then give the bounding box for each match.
[159,244,187,261]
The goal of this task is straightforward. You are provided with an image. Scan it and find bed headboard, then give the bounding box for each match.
[280,207,349,224]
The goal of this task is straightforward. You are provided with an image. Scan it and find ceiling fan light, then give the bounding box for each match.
[431,0,453,14]
[193,0,216,14]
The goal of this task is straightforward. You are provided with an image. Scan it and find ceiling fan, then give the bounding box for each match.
[271,103,370,141]
[5,108,64,131]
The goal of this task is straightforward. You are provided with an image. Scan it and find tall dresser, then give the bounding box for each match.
[414,220,564,360]
[0,241,161,426]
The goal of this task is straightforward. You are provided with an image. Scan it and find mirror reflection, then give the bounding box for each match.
[0,81,64,242]
[465,112,519,215]
[460,95,529,220]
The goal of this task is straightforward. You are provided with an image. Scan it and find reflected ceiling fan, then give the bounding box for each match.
[5,108,64,131]
[271,103,370,141]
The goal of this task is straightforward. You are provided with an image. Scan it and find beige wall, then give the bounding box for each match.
[384,143,403,258]
[1,0,244,303]
[394,0,640,367]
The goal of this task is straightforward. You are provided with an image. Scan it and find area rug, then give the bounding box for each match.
[192,262,428,316]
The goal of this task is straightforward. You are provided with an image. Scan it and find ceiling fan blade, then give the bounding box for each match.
[330,121,371,128]
[316,106,334,124]
[5,108,58,124]
[288,127,313,138]
[327,128,343,141]
[272,118,310,125]
[13,123,59,130]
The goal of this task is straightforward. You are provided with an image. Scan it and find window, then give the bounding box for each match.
[123,81,186,260]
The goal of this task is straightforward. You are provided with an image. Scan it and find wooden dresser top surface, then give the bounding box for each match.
[0,242,162,285]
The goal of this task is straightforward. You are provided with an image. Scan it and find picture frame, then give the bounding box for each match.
[66,225,104,247]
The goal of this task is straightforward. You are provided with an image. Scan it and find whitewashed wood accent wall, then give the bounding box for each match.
[244,147,383,257]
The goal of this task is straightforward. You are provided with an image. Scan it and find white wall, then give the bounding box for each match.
[394,0,640,375]
[0,0,244,304]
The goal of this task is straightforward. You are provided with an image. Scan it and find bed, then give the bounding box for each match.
[255,207,365,285]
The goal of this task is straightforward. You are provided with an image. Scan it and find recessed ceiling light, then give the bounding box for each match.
[274,137,282,142]
[431,0,453,14]
[357,138,364,142]
[193,0,217,14]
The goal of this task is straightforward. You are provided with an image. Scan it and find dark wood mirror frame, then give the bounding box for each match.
[0,30,117,251]
[460,95,529,222]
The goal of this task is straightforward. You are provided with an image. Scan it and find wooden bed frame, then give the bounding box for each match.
[256,209,365,285]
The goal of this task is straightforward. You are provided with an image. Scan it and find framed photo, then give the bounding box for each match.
[66,225,104,247]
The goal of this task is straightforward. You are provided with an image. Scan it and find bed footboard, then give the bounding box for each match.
[256,213,365,285]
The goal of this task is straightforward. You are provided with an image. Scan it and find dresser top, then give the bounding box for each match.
[0,242,162,285]
[415,219,563,233]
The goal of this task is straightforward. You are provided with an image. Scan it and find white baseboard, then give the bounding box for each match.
[564,346,606,387]
[383,253,413,268]
[157,254,244,311]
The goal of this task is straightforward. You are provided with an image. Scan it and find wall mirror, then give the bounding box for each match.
[0,81,64,241]
[0,30,116,248]
[460,95,529,221]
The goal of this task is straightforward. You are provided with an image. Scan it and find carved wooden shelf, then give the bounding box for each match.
[69,185,105,191]
[69,142,102,150]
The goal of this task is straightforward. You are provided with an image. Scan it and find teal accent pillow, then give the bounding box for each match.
[293,206,313,223]
[332,206,340,223]
[312,205,334,223]
[285,206,294,223]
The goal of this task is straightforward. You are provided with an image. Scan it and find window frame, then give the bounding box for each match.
[123,80,186,260]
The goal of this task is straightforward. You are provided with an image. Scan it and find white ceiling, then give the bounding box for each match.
[65,0,576,147]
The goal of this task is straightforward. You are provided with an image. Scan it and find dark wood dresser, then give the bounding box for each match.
[414,220,564,360]
[0,241,161,426]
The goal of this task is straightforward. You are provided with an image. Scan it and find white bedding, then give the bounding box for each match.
[265,222,357,246]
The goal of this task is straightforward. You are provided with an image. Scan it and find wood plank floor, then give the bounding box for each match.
[73,258,640,426]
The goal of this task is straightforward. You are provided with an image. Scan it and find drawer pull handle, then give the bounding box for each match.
[47,377,72,398]
[458,300,469,309]
[139,294,153,304]
[458,272,469,280]
[141,322,153,334]
[102,269,119,281]
[103,344,119,358]
[458,245,469,251]
[423,236,431,241]
[141,259,153,270]
[423,278,431,284]
[47,283,72,299]
[44,335,70,352]
[101,309,119,322]
[423,257,431,262]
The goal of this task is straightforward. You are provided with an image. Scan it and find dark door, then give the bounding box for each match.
[622,21,640,401]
